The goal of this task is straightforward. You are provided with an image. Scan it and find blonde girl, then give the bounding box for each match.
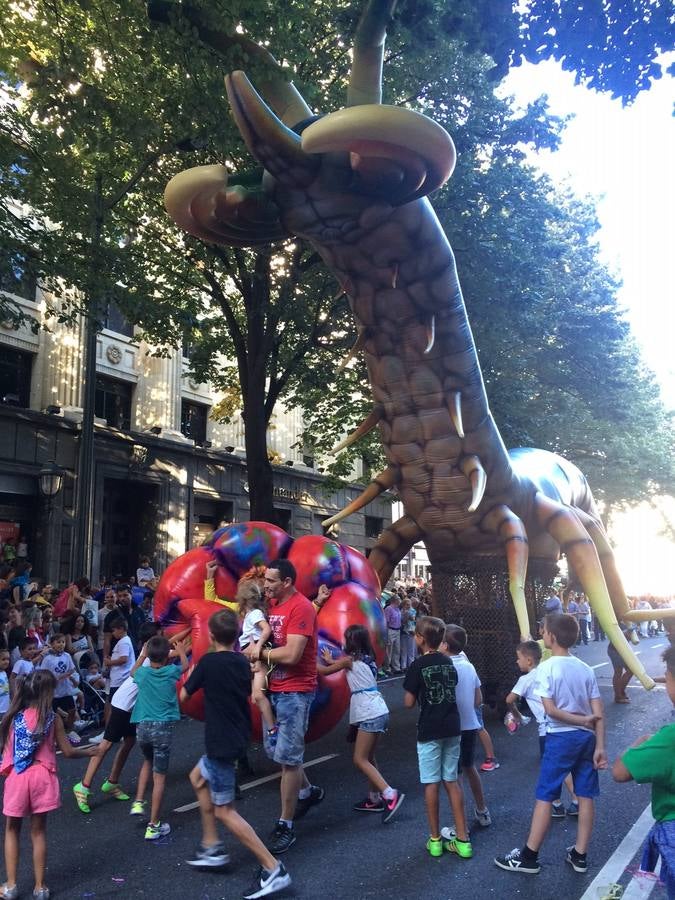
[237,581,277,742]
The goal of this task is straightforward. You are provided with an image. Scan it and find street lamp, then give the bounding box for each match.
[39,462,65,499]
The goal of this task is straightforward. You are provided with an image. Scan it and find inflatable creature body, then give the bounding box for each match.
[153,522,385,740]
[164,0,672,690]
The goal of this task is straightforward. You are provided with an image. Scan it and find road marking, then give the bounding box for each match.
[622,860,661,899]
[578,802,654,900]
[651,643,664,649]
[592,662,609,669]
[173,752,339,813]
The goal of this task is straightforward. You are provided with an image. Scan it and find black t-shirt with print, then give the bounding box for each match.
[403,651,460,742]
[184,650,252,761]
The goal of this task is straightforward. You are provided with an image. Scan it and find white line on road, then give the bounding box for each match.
[592,662,609,669]
[173,752,339,813]
[651,643,664,649]
[579,802,654,900]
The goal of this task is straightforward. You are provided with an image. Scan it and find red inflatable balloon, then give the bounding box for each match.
[153,522,385,742]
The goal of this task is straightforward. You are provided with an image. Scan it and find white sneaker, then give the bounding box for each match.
[441,826,456,840]
[88,733,105,745]
[475,808,492,827]
[68,731,82,745]
[243,862,291,899]
[74,719,88,731]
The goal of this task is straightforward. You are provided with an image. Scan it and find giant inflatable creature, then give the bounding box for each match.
[153,522,385,740]
[163,0,673,693]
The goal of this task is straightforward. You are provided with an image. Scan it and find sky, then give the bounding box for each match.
[499,59,675,595]
[499,56,675,410]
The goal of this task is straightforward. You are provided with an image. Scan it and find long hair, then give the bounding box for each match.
[0,669,56,751]
[343,624,375,661]
[237,580,265,618]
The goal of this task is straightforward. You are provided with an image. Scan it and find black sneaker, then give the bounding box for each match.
[565,846,588,873]
[551,801,566,818]
[353,797,385,813]
[294,785,325,820]
[267,822,296,854]
[494,848,541,874]
[185,842,229,867]
[242,862,291,899]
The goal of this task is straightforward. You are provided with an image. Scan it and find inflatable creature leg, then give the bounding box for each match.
[482,505,530,641]
[572,507,631,622]
[534,493,654,690]
[368,515,423,593]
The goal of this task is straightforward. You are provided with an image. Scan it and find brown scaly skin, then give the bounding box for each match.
[163,0,668,688]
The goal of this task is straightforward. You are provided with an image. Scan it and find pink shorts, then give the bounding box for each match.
[3,764,60,817]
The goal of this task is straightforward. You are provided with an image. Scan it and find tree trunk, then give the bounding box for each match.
[243,372,277,525]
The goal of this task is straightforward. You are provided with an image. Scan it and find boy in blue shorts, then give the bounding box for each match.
[181,608,291,899]
[403,616,471,860]
[612,645,675,898]
[495,613,606,876]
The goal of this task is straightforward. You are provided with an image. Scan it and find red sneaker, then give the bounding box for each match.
[480,758,500,772]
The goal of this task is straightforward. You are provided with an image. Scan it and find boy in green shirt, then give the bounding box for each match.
[131,635,188,840]
[613,645,675,897]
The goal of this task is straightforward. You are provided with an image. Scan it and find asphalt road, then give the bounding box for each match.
[7,634,672,900]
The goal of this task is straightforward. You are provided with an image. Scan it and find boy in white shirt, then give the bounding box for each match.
[104,618,136,706]
[441,624,491,832]
[506,640,579,818]
[0,649,10,718]
[495,613,606,877]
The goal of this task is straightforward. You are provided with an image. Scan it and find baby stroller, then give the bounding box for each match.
[74,649,106,732]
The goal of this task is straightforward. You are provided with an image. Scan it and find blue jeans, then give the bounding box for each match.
[264,692,314,767]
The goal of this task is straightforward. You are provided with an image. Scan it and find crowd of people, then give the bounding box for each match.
[0,553,672,899]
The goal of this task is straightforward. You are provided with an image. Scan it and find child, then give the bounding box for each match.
[494,613,606,877]
[103,618,135,717]
[73,622,162,815]
[10,638,39,697]
[84,660,106,692]
[238,581,277,742]
[440,624,491,833]
[403,615,471,859]
[0,670,95,899]
[506,640,579,817]
[0,650,10,721]
[318,624,404,821]
[130,635,188,840]
[612,645,675,898]
[37,633,80,745]
[180,608,292,899]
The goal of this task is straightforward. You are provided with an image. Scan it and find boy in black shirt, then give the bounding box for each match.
[403,616,471,860]
[181,609,291,899]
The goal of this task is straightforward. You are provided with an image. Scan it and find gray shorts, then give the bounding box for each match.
[264,692,314,766]
[137,720,176,774]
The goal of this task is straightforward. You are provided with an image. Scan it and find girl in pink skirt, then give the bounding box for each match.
[0,670,94,899]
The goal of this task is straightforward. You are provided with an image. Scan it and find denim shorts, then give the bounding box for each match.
[417,736,461,784]
[137,720,176,774]
[536,730,599,801]
[199,755,236,806]
[264,692,314,767]
[358,713,389,733]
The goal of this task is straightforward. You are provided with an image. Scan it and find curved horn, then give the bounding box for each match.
[301,105,455,202]
[461,455,487,512]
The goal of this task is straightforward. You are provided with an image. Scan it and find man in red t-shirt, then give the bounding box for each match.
[262,559,324,854]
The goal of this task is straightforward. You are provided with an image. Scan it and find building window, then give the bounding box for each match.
[0,252,37,300]
[95,375,132,430]
[181,400,208,444]
[274,508,292,533]
[0,347,32,407]
[365,516,383,539]
[102,300,134,337]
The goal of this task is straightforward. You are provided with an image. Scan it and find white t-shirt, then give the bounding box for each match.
[110,635,135,688]
[240,608,266,648]
[0,671,9,714]
[512,669,546,736]
[111,658,150,711]
[451,654,481,731]
[534,655,601,734]
[39,651,77,699]
[12,658,34,679]
[346,659,389,725]
[136,566,155,585]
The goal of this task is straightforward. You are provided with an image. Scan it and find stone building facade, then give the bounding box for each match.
[0,287,391,586]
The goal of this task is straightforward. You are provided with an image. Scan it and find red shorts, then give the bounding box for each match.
[3,764,60,817]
